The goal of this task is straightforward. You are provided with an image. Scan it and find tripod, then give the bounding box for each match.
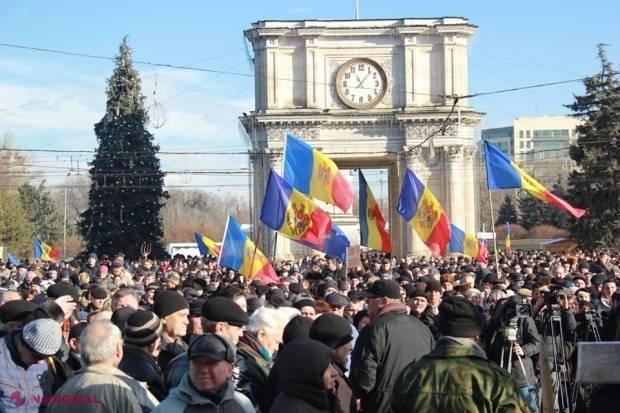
[500,322,539,413]
[541,305,572,413]
[570,311,601,412]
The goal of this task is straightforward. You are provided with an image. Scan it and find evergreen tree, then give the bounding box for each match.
[567,45,620,250]
[18,183,63,243]
[79,38,168,259]
[496,195,518,226]
[547,178,571,229]
[0,188,34,258]
[518,192,542,230]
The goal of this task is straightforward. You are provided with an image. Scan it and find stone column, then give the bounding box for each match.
[252,149,289,259]
[444,145,464,228]
[462,146,478,233]
[398,147,429,256]
[305,37,319,108]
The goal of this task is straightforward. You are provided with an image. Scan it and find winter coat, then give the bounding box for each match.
[236,332,272,405]
[152,373,254,413]
[350,304,435,413]
[119,343,167,401]
[0,331,53,413]
[48,363,159,413]
[268,339,342,413]
[485,316,541,387]
[391,336,530,413]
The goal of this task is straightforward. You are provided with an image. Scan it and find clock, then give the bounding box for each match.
[335,58,387,109]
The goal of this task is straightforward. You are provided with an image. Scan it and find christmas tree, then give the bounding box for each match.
[79,38,168,259]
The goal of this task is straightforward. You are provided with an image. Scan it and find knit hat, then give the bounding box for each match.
[309,313,353,349]
[124,310,163,347]
[293,297,316,310]
[438,295,484,338]
[201,297,249,327]
[153,291,189,318]
[283,315,313,345]
[21,318,63,356]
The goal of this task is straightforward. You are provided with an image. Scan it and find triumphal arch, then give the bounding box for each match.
[240,18,482,259]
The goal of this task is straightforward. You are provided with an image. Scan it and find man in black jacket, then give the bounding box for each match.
[118,310,167,401]
[350,280,435,413]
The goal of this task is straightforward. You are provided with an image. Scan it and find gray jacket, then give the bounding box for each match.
[153,373,255,413]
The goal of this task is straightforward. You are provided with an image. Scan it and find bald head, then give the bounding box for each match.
[80,320,123,367]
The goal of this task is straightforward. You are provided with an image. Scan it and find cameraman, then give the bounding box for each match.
[484,294,541,412]
[534,286,577,411]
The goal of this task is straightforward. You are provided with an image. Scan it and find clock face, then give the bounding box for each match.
[335,58,387,109]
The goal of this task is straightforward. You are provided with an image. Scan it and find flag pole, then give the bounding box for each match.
[217,216,231,269]
[488,191,500,272]
[250,224,262,275]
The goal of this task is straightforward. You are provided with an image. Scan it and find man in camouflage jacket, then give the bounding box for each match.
[392,296,530,413]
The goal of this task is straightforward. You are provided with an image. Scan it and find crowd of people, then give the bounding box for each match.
[0,247,619,412]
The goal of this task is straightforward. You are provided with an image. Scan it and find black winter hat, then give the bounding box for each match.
[201,296,249,327]
[364,279,401,299]
[89,286,108,300]
[265,288,291,308]
[309,313,353,349]
[46,283,79,301]
[0,300,37,323]
[438,295,484,338]
[111,307,137,334]
[153,291,189,319]
[124,310,163,347]
[283,315,313,345]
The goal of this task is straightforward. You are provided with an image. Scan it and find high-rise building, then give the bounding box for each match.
[482,116,581,160]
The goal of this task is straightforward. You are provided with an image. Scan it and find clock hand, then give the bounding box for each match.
[358,72,372,90]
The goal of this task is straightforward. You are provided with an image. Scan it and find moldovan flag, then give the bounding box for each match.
[194,232,221,257]
[283,134,353,212]
[359,170,391,253]
[484,140,586,218]
[218,216,279,284]
[504,222,512,253]
[397,169,451,256]
[33,239,60,262]
[260,169,333,247]
[448,224,487,264]
[296,224,351,262]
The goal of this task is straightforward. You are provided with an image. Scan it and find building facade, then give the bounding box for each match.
[482,116,581,160]
[240,18,483,259]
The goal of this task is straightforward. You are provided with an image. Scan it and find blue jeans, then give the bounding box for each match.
[518,386,539,413]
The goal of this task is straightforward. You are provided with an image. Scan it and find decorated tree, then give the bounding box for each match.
[79,38,168,259]
[567,45,620,249]
[0,188,34,258]
[495,195,518,226]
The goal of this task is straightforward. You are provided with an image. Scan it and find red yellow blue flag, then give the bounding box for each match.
[359,170,391,253]
[484,140,586,218]
[283,134,353,212]
[218,216,279,284]
[33,239,60,262]
[260,169,333,247]
[448,224,487,263]
[504,222,512,253]
[194,232,221,257]
[397,169,451,256]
